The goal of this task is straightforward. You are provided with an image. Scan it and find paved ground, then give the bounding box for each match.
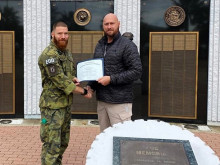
[0,119,219,165]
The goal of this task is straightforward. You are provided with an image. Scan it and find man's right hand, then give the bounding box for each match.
[73,86,91,99]
[86,86,94,94]
[84,92,92,99]
[81,88,92,99]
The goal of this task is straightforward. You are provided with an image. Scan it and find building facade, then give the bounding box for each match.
[0,0,219,126]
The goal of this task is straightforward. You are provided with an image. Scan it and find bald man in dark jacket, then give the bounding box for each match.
[88,13,142,132]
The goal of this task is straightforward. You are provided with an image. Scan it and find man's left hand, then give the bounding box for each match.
[73,77,80,86]
[97,76,110,86]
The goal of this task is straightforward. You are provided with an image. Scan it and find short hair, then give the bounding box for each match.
[52,21,68,31]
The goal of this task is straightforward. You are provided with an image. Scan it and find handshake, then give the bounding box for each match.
[72,77,93,99]
[72,75,110,98]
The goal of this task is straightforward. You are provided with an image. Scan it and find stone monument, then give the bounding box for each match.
[86,120,220,165]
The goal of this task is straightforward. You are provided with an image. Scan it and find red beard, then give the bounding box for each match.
[54,37,68,50]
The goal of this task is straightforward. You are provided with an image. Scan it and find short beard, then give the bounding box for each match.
[53,37,68,51]
[104,31,115,38]
[104,27,119,38]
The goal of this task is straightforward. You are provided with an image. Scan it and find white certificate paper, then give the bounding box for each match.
[77,58,104,82]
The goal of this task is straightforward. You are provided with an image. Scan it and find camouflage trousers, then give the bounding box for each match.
[40,107,71,165]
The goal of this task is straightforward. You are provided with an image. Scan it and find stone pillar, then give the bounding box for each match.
[114,0,140,50]
[23,0,50,118]
[208,0,220,125]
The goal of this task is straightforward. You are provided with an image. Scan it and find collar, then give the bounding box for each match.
[103,32,121,45]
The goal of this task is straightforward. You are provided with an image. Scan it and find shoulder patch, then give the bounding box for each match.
[45,58,55,65]
[47,64,58,76]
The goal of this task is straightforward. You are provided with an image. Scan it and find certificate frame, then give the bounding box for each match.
[76,58,104,82]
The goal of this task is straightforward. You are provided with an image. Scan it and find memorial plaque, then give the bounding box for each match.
[149,32,199,119]
[0,31,15,114]
[113,137,197,165]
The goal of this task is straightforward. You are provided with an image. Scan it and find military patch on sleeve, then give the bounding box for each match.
[47,64,58,76]
[45,58,55,65]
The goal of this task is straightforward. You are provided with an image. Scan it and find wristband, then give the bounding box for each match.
[81,88,88,95]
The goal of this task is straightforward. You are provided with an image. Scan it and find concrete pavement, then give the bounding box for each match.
[0,119,219,165]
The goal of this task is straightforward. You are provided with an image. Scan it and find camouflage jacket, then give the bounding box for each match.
[38,41,76,109]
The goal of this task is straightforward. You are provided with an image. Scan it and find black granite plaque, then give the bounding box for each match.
[113,137,198,165]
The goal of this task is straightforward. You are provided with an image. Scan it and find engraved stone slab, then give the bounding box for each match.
[113,137,198,165]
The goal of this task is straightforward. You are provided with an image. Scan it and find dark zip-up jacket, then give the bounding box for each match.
[89,32,142,103]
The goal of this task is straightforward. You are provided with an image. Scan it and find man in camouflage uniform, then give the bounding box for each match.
[38,21,91,165]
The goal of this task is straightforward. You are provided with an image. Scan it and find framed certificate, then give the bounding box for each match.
[76,58,104,82]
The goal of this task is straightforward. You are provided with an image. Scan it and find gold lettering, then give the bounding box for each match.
[136,150,166,156]
[164,160,176,164]
[136,151,142,155]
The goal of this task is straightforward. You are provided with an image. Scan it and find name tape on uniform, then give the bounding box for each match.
[46,58,55,65]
